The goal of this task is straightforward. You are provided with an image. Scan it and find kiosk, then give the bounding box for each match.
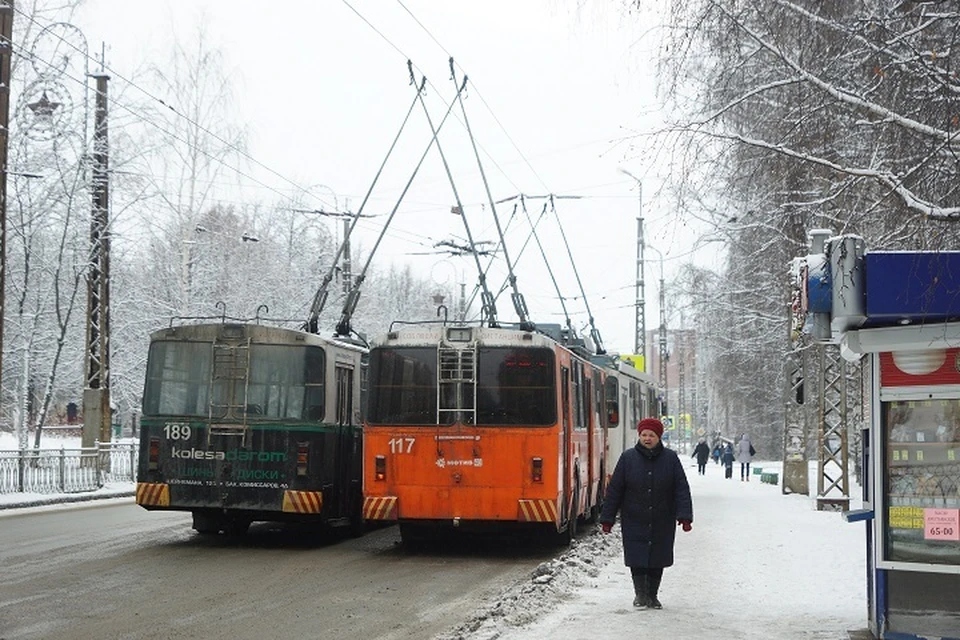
[802,235,960,639]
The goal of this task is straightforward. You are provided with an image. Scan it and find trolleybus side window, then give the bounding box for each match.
[246,345,325,420]
[367,348,438,425]
[476,347,555,426]
[572,361,585,430]
[143,341,214,417]
[604,376,619,427]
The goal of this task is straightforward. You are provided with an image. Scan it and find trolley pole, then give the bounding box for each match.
[83,72,111,447]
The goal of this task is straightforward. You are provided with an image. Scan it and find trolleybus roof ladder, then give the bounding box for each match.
[207,338,252,446]
[438,345,477,425]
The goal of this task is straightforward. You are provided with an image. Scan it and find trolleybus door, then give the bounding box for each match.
[335,364,357,517]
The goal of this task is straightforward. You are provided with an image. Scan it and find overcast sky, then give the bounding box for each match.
[69,0,708,354]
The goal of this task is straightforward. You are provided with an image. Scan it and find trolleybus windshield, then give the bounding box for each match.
[143,341,325,421]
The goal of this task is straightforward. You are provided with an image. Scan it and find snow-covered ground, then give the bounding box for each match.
[1,432,869,639]
[441,459,868,640]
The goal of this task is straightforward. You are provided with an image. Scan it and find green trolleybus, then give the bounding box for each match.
[135,321,366,536]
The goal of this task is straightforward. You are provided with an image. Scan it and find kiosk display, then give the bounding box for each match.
[884,397,960,565]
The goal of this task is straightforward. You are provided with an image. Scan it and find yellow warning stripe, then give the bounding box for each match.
[282,490,323,514]
[135,482,170,507]
[518,498,559,523]
[362,496,398,520]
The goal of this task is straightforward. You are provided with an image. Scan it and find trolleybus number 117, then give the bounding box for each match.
[388,437,415,454]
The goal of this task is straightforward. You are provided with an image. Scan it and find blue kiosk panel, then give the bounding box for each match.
[865,251,960,324]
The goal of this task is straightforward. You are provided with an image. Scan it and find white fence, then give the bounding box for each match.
[0,442,138,495]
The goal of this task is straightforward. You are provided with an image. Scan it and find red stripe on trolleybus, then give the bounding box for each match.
[362,496,398,520]
[518,499,559,523]
[282,490,323,514]
[135,482,170,507]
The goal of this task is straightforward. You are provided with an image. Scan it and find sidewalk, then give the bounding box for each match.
[0,483,134,511]
[456,459,871,640]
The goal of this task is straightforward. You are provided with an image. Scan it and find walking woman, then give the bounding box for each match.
[737,433,755,481]
[600,417,694,609]
[692,438,710,475]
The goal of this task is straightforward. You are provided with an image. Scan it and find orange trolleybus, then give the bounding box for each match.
[361,322,609,545]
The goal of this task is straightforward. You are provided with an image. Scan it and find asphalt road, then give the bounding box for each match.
[0,500,555,640]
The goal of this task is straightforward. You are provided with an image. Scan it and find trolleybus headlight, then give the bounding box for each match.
[375,455,386,481]
[532,457,543,483]
[296,442,309,477]
[148,437,161,471]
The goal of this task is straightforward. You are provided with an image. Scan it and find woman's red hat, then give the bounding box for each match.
[637,417,664,438]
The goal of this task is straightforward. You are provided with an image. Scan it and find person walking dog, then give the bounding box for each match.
[600,417,694,609]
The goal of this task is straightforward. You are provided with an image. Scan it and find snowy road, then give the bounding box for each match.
[0,500,554,640]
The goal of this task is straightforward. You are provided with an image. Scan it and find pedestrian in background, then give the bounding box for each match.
[692,438,710,476]
[722,442,735,479]
[711,443,722,465]
[600,417,694,610]
[737,433,755,481]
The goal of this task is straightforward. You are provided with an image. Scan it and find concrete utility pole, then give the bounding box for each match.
[783,261,809,495]
[83,72,111,447]
[0,2,12,419]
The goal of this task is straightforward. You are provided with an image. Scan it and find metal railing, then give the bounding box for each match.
[0,442,138,495]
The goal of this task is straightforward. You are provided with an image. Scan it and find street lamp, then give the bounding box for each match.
[618,169,646,363]
[644,243,668,427]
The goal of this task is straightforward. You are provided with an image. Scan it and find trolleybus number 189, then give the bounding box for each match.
[388,437,415,454]
[163,423,192,440]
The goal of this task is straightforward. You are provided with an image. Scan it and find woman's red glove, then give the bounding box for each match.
[678,519,692,532]
[601,522,613,534]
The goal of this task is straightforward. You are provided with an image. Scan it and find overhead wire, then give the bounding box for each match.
[9,5,342,213]
[9,7,463,261]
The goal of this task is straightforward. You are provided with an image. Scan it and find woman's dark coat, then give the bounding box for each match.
[692,441,710,465]
[600,441,693,568]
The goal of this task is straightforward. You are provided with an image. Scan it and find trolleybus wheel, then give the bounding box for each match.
[348,494,366,538]
[192,511,221,535]
[224,518,250,537]
[399,523,430,549]
[558,483,580,545]
[587,470,604,523]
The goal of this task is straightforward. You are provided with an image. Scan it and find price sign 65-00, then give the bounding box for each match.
[928,526,955,537]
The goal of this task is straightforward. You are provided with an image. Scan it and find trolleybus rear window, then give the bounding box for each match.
[142,341,325,421]
[476,347,555,425]
[367,348,437,424]
[367,346,555,426]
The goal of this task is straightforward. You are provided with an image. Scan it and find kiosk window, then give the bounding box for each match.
[884,398,960,565]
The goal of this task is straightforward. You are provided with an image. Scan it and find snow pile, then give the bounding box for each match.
[437,526,621,640]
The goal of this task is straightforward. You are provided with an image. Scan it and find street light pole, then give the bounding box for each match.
[619,169,646,367]
[645,244,668,424]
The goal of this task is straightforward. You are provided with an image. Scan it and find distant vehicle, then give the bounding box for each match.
[362,322,622,545]
[135,321,366,536]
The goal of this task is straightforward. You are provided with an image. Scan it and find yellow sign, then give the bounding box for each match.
[621,354,645,372]
[889,506,924,529]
